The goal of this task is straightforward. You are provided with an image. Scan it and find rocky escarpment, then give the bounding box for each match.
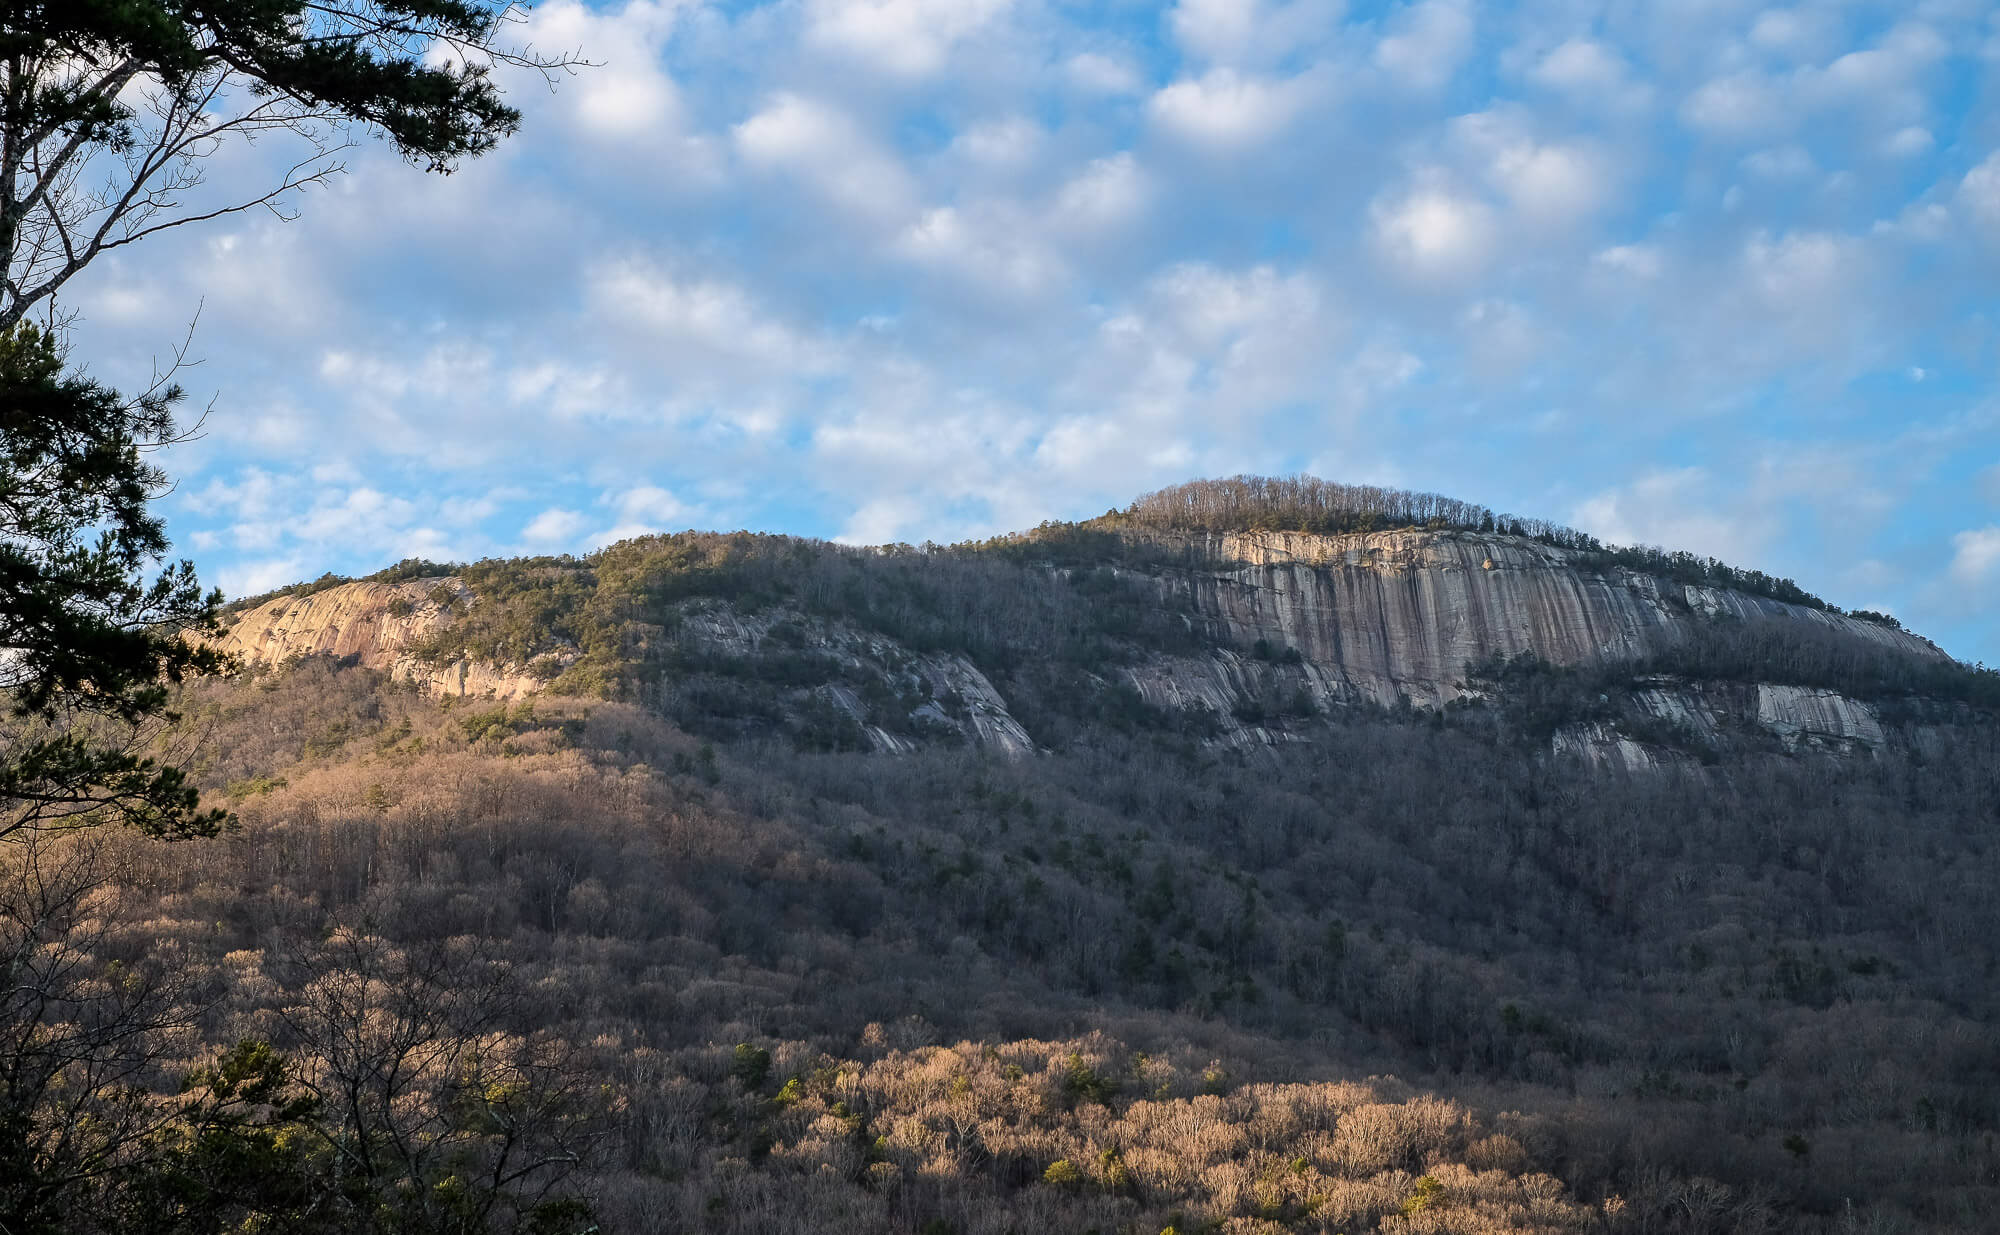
[215,525,1963,764]
[213,579,559,701]
[216,581,1037,757]
[1092,528,1942,758]
[668,604,1035,757]
[1140,529,1943,709]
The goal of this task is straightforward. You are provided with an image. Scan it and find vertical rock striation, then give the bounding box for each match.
[1139,529,1944,708]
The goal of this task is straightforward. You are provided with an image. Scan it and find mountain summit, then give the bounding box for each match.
[214,476,1984,770]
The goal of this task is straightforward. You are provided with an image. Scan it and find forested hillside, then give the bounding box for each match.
[9,479,1999,1231]
[19,647,1996,1232]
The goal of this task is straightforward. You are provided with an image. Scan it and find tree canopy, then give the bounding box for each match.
[0,323,225,838]
[0,0,573,328]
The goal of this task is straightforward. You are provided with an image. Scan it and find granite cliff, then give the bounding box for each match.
[214,511,1965,767]
[214,577,554,701]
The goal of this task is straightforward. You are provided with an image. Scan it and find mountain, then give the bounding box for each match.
[57,477,1997,1233]
[214,478,1978,771]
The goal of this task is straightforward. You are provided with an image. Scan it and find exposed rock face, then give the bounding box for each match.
[1144,529,1943,709]
[1756,684,1885,749]
[673,605,1035,757]
[217,584,1036,757]
[213,579,553,701]
[1552,723,1665,774]
[214,528,1950,763]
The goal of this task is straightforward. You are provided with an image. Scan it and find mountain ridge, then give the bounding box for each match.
[210,480,1986,770]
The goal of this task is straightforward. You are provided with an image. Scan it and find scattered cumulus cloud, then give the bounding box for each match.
[50,0,2000,665]
[803,0,1014,78]
[1149,68,1330,149]
[1372,0,1474,92]
[1528,39,1649,112]
[1949,526,2000,585]
[522,507,589,546]
[1371,182,1497,278]
[1573,469,1772,569]
[734,93,916,224]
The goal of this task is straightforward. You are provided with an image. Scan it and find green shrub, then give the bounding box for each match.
[1403,1174,1445,1214]
[731,1043,771,1089]
[1042,1159,1081,1188]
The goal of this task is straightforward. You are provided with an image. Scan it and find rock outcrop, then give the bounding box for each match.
[672,604,1035,757]
[213,578,553,701]
[216,582,1037,757]
[213,527,1954,763]
[1145,529,1943,709]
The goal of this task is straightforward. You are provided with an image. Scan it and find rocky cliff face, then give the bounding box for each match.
[216,582,1036,757]
[1142,529,1942,708]
[671,604,1036,757]
[215,527,1954,764]
[213,579,556,701]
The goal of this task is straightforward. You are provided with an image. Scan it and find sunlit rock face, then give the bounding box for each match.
[213,579,553,702]
[1107,529,1940,758]
[216,582,1035,757]
[213,529,1947,762]
[1142,529,1943,710]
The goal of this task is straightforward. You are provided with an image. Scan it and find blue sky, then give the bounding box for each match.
[64,0,2000,664]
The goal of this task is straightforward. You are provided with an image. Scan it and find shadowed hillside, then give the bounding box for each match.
[9,478,1978,1231]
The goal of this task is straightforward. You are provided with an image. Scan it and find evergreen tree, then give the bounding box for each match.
[0,0,575,328]
[0,323,224,839]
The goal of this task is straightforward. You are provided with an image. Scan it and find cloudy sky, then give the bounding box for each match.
[66,0,2000,663]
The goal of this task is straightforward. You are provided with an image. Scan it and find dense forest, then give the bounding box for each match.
[14,476,2000,1231]
[9,648,1997,1231]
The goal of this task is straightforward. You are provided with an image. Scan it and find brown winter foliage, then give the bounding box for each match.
[4,645,1988,1232]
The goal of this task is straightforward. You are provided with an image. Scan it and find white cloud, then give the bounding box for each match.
[1741,229,1865,311]
[1684,23,1949,146]
[1052,153,1148,230]
[440,496,498,526]
[1573,469,1770,565]
[1065,52,1143,96]
[513,1,721,180]
[299,488,419,544]
[895,204,1066,297]
[804,0,1014,78]
[1460,298,1550,376]
[1592,244,1664,279]
[587,259,837,374]
[1742,145,1816,180]
[1169,0,1259,64]
[1528,39,1648,111]
[1149,68,1329,148]
[1804,23,1948,117]
[600,484,694,543]
[219,557,311,600]
[1452,113,1613,226]
[948,117,1042,170]
[1883,126,1934,158]
[1949,526,2000,584]
[1169,0,1341,67]
[734,93,916,224]
[1681,73,1788,142]
[836,495,929,544]
[570,45,679,139]
[1959,152,2000,232]
[1747,8,1836,60]
[522,507,588,545]
[1373,0,1473,92]
[1370,182,1497,278]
